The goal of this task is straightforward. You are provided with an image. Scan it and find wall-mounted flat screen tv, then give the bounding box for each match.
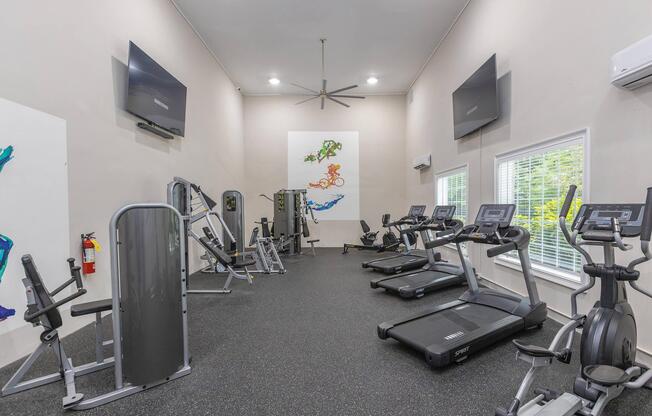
[452,54,498,140]
[127,41,187,137]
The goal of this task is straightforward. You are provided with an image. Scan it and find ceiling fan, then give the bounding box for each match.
[292,39,366,109]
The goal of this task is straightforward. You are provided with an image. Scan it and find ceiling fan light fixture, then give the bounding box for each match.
[366,76,379,85]
[268,77,280,85]
[291,39,366,109]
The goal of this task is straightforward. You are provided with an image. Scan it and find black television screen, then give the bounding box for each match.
[127,41,187,137]
[452,54,498,140]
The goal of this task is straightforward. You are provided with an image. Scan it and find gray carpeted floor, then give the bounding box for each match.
[1,248,650,415]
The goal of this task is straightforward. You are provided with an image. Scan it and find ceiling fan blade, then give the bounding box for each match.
[322,79,327,91]
[291,82,319,94]
[327,85,358,95]
[320,96,325,110]
[295,95,319,105]
[327,96,350,108]
[329,94,366,99]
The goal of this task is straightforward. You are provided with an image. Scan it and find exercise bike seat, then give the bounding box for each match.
[513,340,556,358]
[70,298,112,317]
[583,365,630,386]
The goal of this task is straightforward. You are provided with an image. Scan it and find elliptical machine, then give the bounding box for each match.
[496,185,652,416]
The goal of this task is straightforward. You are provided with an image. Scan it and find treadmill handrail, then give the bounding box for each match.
[425,224,470,249]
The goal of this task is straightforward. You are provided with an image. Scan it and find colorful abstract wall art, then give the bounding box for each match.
[0,145,14,173]
[0,97,70,329]
[288,131,359,221]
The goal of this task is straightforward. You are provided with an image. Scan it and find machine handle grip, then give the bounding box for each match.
[425,235,453,250]
[560,185,577,219]
[641,187,652,242]
[24,289,87,322]
[72,266,84,290]
[487,242,517,258]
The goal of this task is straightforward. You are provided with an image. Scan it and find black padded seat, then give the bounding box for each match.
[198,237,233,265]
[307,239,320,244]
[513,340,556,358]
[70,298,112,317]
[583,365,630,386]
[231,256,256,267]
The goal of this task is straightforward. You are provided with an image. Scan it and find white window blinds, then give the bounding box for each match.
[496,134,585,280]
[436,166,468,223]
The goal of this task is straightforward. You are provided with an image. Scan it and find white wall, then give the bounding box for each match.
[0,0,244,366]
[405,0,652,363]
[243,95,407,246]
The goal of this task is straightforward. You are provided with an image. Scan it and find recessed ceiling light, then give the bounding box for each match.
[367,76,379,85]
[269,77,280,85]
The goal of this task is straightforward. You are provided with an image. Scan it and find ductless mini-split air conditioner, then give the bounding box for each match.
[611,33,652,90]
[412,154,431,170]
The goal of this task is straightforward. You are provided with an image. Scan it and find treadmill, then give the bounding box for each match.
[361,205,429,274]
[377,204,547,367]
[370,206,466,299]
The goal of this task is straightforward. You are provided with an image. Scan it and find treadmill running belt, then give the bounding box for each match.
[387,303,515,353]
[379,271,452,290]
[365,254,429,274]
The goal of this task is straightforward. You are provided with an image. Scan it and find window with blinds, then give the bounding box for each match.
[436,166,468,223]
[495,133,586,281]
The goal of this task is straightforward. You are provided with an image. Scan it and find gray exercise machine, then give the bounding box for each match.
[370,206,466,298]
[168,177,254,294]
[378,204,547,367]
[496,186,652,416]
[260,189,320,256]
[222,190,244,253]
[361,205,429,274]
[248,224,286,274]
[1,203,191,410]
[221,189,285,274]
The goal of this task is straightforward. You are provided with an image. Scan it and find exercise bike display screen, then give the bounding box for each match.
[408,205,427,218]
[474,204,516,228]
[573,204,645,236]
[432,206,456,220]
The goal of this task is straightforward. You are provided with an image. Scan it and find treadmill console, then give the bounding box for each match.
[573,204,645,238]
[431,205,456,221]
[471,204,516,239]
[407,205,427,218]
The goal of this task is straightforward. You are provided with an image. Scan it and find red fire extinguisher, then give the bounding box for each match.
[81,233,99,275]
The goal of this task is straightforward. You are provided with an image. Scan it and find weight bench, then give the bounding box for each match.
[306,239,320,256]
[302,218,320,256]
[2,256,114,408]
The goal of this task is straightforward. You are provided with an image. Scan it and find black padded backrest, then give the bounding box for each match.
[197,237,232,266]
[260,217,272,238]
[21,255,62,329]
[360,220,371,233]
[382,214,391,227]
[249,227,259,246]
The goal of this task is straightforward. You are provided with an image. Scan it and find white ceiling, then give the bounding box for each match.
[173,0,469,95]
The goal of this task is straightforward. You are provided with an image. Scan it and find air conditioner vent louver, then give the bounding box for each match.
[611,34,652,90]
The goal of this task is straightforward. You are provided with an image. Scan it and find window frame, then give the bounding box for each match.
[435,164,469,251]
[493,128,591,288]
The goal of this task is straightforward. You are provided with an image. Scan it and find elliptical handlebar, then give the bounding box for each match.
[560,185,577,220]
[640,187,652,243]
[559,185,594,265]
[626,187,652,271]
